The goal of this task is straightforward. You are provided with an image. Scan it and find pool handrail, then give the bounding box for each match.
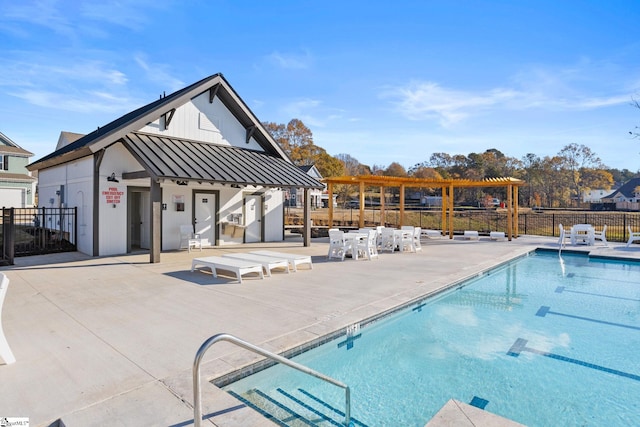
[193,332,351,427]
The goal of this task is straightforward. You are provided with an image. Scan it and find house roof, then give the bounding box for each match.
[121,132,323,189]
[27,73,290,171]
[0,132,34,156]
[603,177,640,199]
[0,172,36,182]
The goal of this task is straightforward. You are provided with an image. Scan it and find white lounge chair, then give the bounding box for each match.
[0,273,16,364]
[489,231,506,240]
[191,256,264,283]
[626,226,640,247]
[249,250,312,271]
[223,253,290,276]
[180,224,203,252]
[593,225,608,247]
[463,230,479,240]
[421,229,442,239]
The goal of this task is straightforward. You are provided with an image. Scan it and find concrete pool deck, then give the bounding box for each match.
[2,234,640,426]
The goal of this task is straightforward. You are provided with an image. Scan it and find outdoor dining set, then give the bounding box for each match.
[557,223,640,248]
[327,226,423,261]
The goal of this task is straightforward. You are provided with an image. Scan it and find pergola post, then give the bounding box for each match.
[399,184,405,228]
[441,185,447,238]
[327,183,334,228]
[303,188,311,246]
[379,185,386,226]
[359,181,365,228]
[514,185,519,238]
[448,184,454,238]
[507,184,513,241]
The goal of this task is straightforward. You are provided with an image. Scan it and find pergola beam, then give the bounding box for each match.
[322,175,525,238]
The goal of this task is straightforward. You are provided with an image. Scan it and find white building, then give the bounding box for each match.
[27,74,323,262]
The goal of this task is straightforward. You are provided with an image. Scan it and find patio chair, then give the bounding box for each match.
[593,225,608,247]
[180,224,203,252]
[0,273,15,364]
[328,229,351,261]
[357,229,379,260]
[626,226,640,247]
[380,228,397,253]
[412,227,422,251]
[400,226,416,252]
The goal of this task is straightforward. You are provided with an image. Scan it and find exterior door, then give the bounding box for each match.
[195,192,216,246]
[139,191,150,249]
[244,194,262,243]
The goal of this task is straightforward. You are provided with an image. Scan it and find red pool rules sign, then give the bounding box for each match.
[103,187,124,205]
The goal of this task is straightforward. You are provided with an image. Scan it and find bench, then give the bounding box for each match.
[191,256,264,284]
[463,230,479,240]
[249,250,313,272]
[490,231,506,240]
[421,229,442,239]
[223,253,290,276]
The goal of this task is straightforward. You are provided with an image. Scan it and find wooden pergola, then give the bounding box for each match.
[322,175,526,240]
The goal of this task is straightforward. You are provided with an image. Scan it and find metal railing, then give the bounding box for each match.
[193,333,351,427]
[1,207,77,264]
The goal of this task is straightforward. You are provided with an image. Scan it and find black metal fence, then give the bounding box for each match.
[407,209,640,242]
[1,207,77,265]
[320,208,640,243]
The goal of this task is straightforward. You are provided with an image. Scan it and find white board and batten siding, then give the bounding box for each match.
[139,93,264,151]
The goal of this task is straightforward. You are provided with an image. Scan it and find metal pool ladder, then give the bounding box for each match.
[193,332,351,426]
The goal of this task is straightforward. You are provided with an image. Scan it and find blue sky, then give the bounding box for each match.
[1,0,640,172]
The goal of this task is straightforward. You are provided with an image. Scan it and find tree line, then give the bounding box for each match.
[263,119,638,208]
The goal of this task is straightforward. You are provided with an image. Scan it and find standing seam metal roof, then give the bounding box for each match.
[121,132,324,189]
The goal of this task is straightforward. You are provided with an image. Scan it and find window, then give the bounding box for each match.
[0,155,8,171]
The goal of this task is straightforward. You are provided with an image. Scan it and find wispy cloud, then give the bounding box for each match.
[266,50,313,70]
[134,54,184,92]
[277,98,350,128]
[384,61,636,127]
[11,89,135,113]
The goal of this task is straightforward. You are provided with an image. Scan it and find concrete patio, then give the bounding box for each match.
[2,234,638,426]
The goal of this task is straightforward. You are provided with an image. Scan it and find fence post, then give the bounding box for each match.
[552,214,555,237]
[624,214,627,242]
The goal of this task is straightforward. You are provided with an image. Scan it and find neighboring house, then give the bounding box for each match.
[601,177,640,210]
[0,132,36,207]
[27,73,323,262]
[582,188,611,203]
[288,165,324,208]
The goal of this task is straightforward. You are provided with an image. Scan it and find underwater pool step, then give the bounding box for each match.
[229,387,358,426]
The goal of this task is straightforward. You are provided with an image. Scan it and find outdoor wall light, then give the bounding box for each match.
[107,173,119,183]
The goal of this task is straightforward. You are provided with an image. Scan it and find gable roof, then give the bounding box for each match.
[121,132,323,189]
[27,73,290,171]
[603,177,640,199]
[0,131,34,157]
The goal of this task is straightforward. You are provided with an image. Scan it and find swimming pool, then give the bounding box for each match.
[222,251,640,426]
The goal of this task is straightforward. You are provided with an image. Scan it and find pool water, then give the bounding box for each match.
[223,252,640,426]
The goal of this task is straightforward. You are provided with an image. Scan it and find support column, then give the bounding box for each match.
[303,188,311,246]
[507,184,513,241]
[327,183,334,228]
[441,186,447,238]
[359,181,365,228]
[379,185,386,226]
[448,184,454,238]
[399,185,405,228]
[150,179,161,263]
[514,185,519,239]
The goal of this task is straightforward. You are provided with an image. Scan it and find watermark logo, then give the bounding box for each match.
[0,418,29,427]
